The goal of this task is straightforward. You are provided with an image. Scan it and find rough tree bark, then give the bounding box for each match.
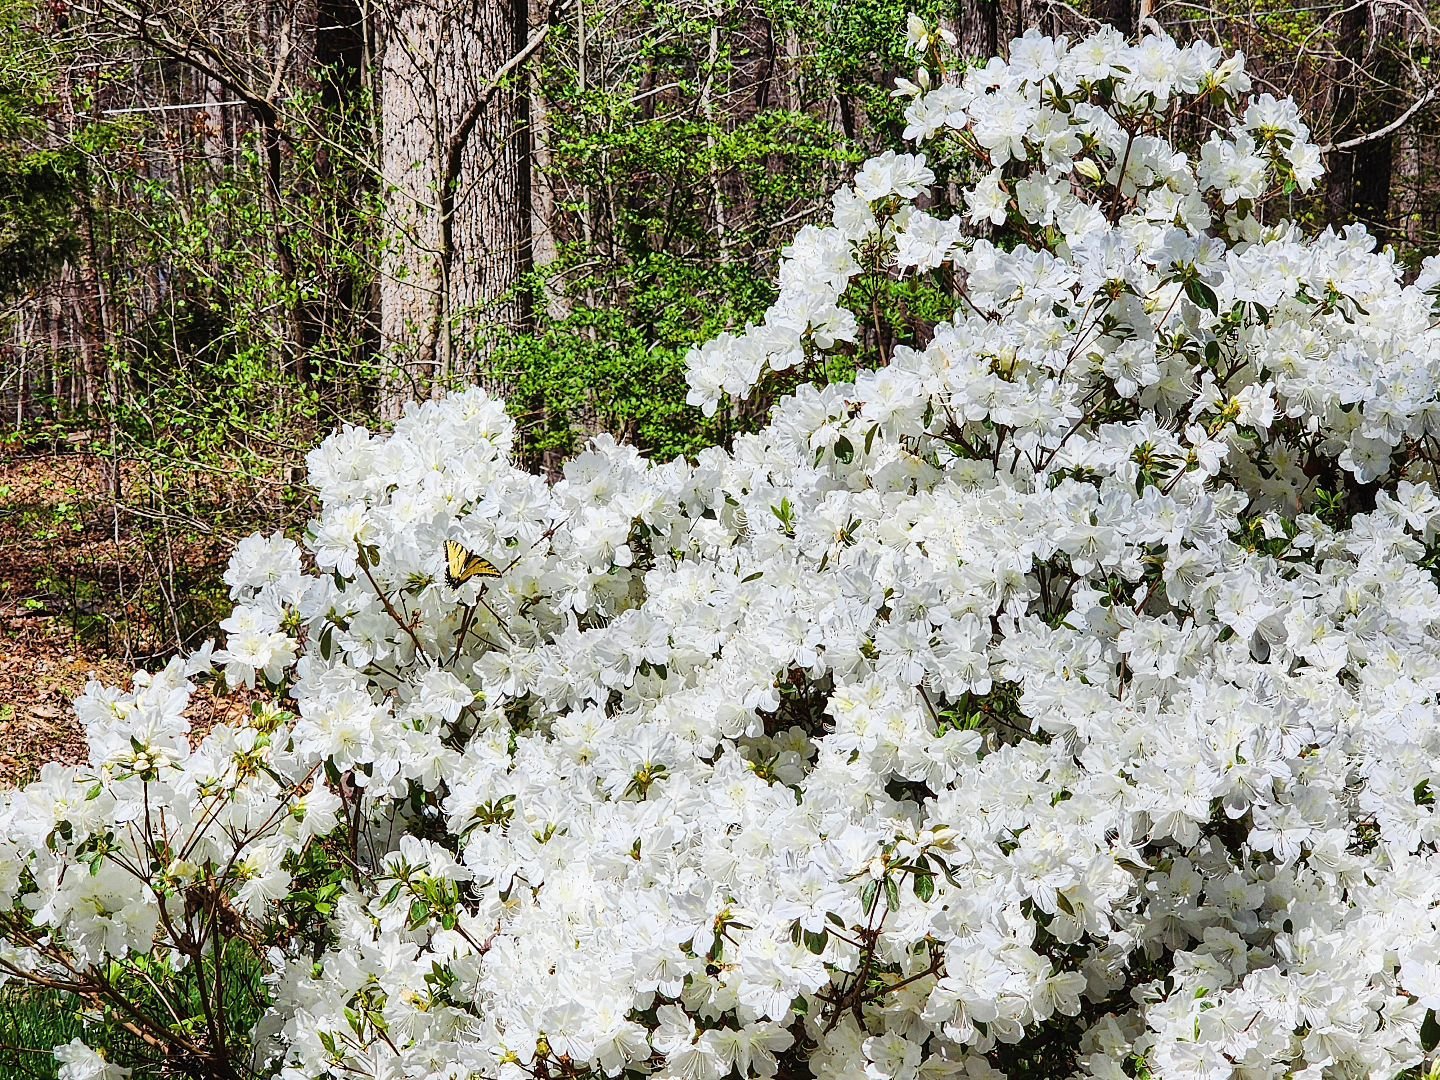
[957,0,997,62]
[1325,1,1407,241]
[376,0,539,416]
[1092,0,1135,36]
[1016,0,1054,39]
[55,44,108,414]
[1393,7,1425,249]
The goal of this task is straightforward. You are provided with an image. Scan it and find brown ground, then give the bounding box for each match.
[0,614,258,786]
[0,621,129,784]
[0,453,266,785]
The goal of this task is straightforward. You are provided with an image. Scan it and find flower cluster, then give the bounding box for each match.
[8,20,1440,1080]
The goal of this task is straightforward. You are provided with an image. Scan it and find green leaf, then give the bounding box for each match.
[1422,1009,1440,1053]
[912,872,935,903]
[884,875,901,912]
[860,878,880,915]
[1184,277,1218,314]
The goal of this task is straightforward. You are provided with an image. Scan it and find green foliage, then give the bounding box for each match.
[107,83,381,459]
[0,985,84,1079]
[0,136,79,297]
[764,0,953,140]
[491,0,924,463]
[0,0,80,297]
[0,945,269,1078]
[499,268,757,462]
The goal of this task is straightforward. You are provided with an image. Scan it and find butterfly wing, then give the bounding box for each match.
[445,540,502,587]
[467,555,502,580]
[444,539,468,588]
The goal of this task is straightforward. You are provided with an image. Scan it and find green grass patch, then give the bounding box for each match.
[0,944,271,1078]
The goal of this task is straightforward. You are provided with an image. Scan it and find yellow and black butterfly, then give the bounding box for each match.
[444,539,503,588]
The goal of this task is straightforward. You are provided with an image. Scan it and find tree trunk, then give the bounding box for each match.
[1093,0,1135,36]
[377,0,534,417]
[1016,0,1053,39]
[958,0,998,62]
[1393,8,1424,251]
[57,56,107,414]
[1325,1,1406,242]
[528,0,563,322]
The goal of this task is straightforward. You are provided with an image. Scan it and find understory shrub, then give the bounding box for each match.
[6,19,1440,1080]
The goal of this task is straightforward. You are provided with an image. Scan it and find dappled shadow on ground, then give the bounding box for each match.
[0,453,261,783]
[0,453,239,657]
[0,609,256,785]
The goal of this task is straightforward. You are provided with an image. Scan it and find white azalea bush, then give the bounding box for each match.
[9,20,1440,1080]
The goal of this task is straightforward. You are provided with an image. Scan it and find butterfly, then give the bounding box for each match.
[444,539,503,588]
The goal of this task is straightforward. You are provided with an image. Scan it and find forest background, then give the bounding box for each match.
[0,0,1436,670]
